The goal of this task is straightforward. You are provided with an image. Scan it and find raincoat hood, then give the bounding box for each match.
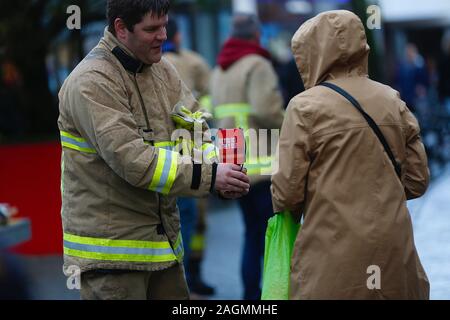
[292,10,370,89]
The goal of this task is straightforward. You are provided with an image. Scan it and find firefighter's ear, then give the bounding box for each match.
[114,18,130,41]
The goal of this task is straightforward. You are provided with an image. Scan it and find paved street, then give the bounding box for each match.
[8,169,450,299]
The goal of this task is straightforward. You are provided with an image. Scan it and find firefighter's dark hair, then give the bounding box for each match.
[107,0,170,35]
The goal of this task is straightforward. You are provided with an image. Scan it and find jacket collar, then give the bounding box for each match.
[217,37,272,71]
[111,46,144,74]
[103,27,146,74]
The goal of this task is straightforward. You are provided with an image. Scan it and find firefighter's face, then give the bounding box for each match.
[118,13,168,65]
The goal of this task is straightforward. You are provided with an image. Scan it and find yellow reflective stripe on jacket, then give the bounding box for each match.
[190,233,205,252]
[199,95,213,113]
[246,156,273,176]
[214,103,251,129]
[148,148,179,195]
[60,131,97,154]
[214,103,251,118]
[154,141,176,150]
[63,233,178,263]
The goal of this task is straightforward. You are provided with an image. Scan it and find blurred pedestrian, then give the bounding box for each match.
[272,10,430,299]
[210,13,285,300]
[395,43,429,114]
[438,30,450,114]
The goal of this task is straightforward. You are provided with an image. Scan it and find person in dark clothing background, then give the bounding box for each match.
[439,30,450,114]
[395,43,429,114]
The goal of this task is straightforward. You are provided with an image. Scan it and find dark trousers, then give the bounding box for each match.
[80,263,189,300]
[178,197,198,276]
[237,180,274,300]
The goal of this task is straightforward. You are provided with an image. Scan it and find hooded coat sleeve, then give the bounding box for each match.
[67,69,214,197]
[401,103,430,200]
[271,98,312,217]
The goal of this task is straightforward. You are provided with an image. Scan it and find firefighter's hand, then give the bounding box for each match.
[215,163,250,196]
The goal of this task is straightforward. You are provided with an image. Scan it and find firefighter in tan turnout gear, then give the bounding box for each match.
[58,0,249,300]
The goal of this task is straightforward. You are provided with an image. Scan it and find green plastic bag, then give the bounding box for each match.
[261,211,301,300]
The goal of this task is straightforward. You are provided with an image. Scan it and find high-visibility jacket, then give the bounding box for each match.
[210,54,285,183]
[58,28,217,273]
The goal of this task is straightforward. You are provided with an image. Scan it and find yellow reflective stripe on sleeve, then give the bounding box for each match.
[214,103,251,118]
[207,150,217,160]
[154,141,176,150]
[162,151,178,195]
[148,148,179,195]
[199,95,213,113]
[202,143,218,160]
[149,149,166,191]
[63,233,178,263]
[60,131,97,154]
[173,232,184,262]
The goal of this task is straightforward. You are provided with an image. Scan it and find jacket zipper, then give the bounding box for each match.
[132,74,168,239]
[132,74,152,132]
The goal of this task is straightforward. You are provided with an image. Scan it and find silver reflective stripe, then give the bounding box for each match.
[60,136,93,150]
[173,240,184,257]
[155,150,175,193]
[63,240,174,256]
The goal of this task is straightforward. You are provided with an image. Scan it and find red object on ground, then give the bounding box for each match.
[217,128,246,165]
[0,141,63,254]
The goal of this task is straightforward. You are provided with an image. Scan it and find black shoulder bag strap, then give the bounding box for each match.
[320,82,402,180]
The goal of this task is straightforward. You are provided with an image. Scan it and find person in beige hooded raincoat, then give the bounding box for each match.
[271,10,430,299]
[58,0,249,300]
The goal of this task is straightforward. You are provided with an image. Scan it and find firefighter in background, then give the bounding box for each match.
[210,13,285,300]
[163,18,215,296]
[58,0,250,300]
